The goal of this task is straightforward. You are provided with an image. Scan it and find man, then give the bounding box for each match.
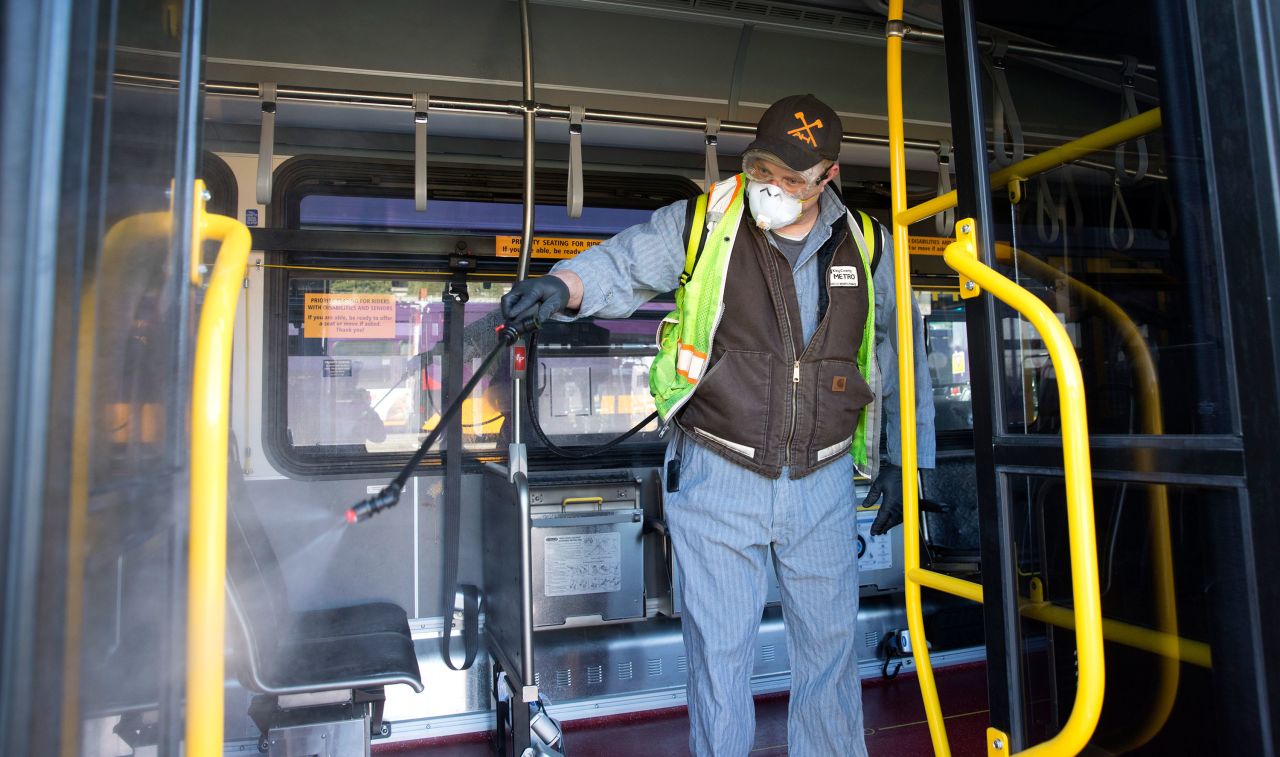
[502,94,933,756]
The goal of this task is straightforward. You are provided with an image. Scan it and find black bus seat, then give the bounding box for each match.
[224,442,422,749]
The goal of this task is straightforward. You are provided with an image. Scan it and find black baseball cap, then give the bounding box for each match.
[744,94,843,171]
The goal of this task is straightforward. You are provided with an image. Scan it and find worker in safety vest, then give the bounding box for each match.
[502,93,934,757]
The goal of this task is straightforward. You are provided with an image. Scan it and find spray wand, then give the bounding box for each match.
[345,322,523,524]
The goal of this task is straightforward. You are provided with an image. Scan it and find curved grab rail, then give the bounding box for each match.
[945,222,1106,757]
[187,202,253,757]
[997,244,1180,750]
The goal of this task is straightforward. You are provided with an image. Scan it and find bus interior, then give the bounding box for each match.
[2,0,1278,756]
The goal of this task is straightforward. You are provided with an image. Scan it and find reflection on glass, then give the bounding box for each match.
[991,162,1232,436]
[988,234,1182,750]
[528,312,665,446]
[922,291,973,431]
[1010,474,1218,754]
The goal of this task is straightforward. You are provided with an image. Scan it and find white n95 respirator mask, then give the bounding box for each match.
[746,180,803,230]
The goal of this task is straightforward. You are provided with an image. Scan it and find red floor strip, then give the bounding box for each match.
[379,662,990,756]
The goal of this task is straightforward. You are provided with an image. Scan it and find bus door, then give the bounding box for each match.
[891,0,1280,754]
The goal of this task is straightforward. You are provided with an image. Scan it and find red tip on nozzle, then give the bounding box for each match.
[345,508,358,525]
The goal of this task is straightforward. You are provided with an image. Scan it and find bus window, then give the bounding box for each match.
[922,290,974,432]
[299,195,656,236]
[279,275,667,468]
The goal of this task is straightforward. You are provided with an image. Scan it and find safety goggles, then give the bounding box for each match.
[742,152,829,199]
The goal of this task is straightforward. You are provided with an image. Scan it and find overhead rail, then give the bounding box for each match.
[901,27,1157,75]
[897,108,1163,228]
[186,187,254,757]
[111,72,940,151]
[115,72,1163,186]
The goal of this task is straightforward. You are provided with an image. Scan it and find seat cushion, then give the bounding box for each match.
[265,631,423,695]
[290,602,411,641]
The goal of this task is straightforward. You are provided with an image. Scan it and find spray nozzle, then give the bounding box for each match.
[347,322,522,527]
[345,482,404,525]
[495,322,523,344]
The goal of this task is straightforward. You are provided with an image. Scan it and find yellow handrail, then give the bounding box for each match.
[897,109,1162,228]
[60,211,173,757]
[995,243,1183,750]
[885,4,948,755]
[187,199,253,757]
[945,223,1106,756]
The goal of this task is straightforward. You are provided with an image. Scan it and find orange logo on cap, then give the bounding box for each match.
[788,111,824,147]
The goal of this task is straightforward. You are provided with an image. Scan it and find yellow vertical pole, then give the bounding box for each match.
[186,199,252,757]
[885,3,950,756]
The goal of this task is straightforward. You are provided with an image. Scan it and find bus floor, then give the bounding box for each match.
[378,661,989,756]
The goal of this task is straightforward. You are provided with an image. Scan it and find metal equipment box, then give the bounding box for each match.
[484,469,646,629]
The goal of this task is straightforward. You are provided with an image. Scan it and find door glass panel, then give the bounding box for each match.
[976,4,1236,437]
[1007,473,1231,753]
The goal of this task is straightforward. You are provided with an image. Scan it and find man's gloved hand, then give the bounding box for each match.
[863,463,904,536]
[500,275,570,333]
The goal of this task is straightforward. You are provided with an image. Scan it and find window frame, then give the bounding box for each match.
[261,156,698,478]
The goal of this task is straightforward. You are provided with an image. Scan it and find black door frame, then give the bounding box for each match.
[942,0,1280,751]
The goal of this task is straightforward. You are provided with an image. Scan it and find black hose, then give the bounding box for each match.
[346,323,521,523]
[524,328,658,459]
[347,321,662,523]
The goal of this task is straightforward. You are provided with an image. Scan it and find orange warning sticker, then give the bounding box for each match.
[303,293,396,339]
[495,236,599,259]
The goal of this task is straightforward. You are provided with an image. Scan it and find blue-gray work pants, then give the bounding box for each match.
[663,433,868,757]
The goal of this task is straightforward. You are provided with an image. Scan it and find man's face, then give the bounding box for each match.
[743,154,832,201]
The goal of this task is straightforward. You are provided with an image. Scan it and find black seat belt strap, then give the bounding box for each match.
[440,273,479,671]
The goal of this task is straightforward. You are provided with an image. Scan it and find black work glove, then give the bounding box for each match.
[863,463,904,536]
[500,275,570,333]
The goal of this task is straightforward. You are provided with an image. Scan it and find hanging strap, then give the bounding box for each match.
[567,105,585,219]
[1036,173,1060,244]
[439,279,479,671]
[704,117,720,189]
[256,82,277,205]
[414,93,429,212]
[1114,56,1149,186]
[680,192,710,285]
[1061,169,1084,232]
[1109,178,1135,251]
[985,38,1024,168]
[934,140,955,237]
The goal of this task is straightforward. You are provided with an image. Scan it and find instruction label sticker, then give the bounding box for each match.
[496,236,599,259]
[908,236,951,257]
[543,532,621,596]
[303,293,396,339]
